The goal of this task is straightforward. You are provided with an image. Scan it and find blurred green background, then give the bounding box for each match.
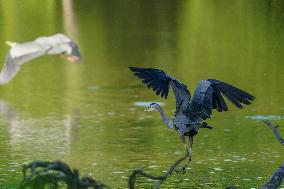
[0,0,284,188]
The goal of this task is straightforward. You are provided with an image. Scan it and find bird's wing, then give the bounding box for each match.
[129,67,191,113]
[188,79,255,120]
[35,33,81,62]
[9,42,51,65]
[36,34,71,55]
[0,43,51,84]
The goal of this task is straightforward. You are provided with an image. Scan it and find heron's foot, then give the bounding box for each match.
[176,166,186,174]
[176,157,191,175]
[176,162,190,174]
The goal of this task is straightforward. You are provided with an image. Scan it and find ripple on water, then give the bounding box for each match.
[205,182,214,185]
[133,101,165,107]
[148,165,158,169]
[224,159,232,162]
[174,150,181,155]
[87,85,100,91]
[213,167,223,171]
[243,178,251,181]
[208,158,217,161]
[245,115,284,120]
[111,171,125,174]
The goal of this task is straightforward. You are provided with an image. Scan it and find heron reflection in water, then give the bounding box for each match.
[0,33,81,84]
[0,100,80,155]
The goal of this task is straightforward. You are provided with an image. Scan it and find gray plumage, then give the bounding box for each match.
[129,67,255,160]
[0,33,81,84]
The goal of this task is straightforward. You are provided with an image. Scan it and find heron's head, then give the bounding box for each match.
[64,42,81,63]
[144,103,160,112]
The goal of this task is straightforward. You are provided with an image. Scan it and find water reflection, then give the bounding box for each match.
[62,0,78,38]
[133,101,165,107]
[245,115,284,120]
[0,99,80,157]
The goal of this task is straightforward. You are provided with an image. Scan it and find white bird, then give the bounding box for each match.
[0,33,81,84]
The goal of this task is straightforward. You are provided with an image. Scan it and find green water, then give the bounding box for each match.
[0,0,284,188]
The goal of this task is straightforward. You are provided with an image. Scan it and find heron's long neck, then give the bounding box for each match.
[156,106,173,129]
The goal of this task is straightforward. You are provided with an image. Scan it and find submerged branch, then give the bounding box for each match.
[129,153,189,189]
[260,164,284,189]
[263,120,284,145]
[19,160,106,189]
[261,120,284,189]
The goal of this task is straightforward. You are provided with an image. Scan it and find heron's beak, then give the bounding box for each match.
[144,107,157,111]
[64,55,81,63]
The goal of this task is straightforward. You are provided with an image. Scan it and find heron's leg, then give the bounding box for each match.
[189,136,193,161]
[176,136,193,174]
[179,135,189,155]
[181,137,193,171]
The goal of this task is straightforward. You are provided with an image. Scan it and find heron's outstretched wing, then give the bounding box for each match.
[0,46,50,84]
[8,41,51,65]
[188,79,255,120]
[129,67,191,113]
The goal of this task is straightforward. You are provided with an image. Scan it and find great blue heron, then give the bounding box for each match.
[0,33,81,84]
[129,67,255,162]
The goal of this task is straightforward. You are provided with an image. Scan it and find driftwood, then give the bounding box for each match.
[129,153,189,189]
[260,120,284,189]
[19,160,106,189]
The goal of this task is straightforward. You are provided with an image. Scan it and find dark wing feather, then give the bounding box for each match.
[188,79,255,120]
[188,80,213,119]
[129,67,191,113]
[130,67,170,98]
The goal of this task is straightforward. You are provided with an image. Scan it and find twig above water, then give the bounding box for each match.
[261,120,284,189]
[129,153,189,189]
[263,120,284,146]
[260,165,284,189]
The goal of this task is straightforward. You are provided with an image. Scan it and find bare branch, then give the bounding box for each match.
[129,153,189,189]
[260,164,284,189]
[261,120,284,189]
[19,160,107,189]
[263,120,284,145]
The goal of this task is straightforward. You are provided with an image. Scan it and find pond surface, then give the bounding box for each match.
[0,0,284,188]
